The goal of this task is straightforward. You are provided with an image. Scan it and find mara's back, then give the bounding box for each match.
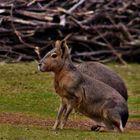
[78,62,128,101]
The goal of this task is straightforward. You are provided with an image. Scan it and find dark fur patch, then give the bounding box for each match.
[61,41,65,58]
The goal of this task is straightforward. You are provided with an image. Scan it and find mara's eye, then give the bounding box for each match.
[51,53,57,58]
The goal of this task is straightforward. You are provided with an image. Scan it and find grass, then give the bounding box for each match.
[108,63,140,96]
[0,124,140,140]
[0,62,59,118]
[0,62,140,139]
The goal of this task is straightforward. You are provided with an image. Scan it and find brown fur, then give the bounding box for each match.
[38,40,128,132]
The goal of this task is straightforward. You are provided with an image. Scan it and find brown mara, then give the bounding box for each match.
[38,40,128,132]
[77,62,128,101]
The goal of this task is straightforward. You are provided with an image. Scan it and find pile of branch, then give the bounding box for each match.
[0,0,140,63]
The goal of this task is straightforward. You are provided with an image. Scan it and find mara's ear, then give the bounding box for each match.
[61,40,69,58]
[55,40,61,49]
[55,40,69,58]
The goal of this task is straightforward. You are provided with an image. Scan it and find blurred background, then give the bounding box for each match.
[0,0,140,63]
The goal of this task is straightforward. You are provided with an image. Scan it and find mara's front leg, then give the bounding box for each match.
[59,90,84,129]
[60,103,73,129]
[60,97,79,130]
[52,100,66,130]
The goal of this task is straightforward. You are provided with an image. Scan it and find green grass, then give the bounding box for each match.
[0,62,140,139]
[108,63,140,96]
[0,124,140,140]
[0,62,60,118]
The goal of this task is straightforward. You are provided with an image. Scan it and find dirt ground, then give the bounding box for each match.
[0,113,140,131]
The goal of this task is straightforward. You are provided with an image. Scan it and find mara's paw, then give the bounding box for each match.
[91,125,114,132]
[91,125,101,131]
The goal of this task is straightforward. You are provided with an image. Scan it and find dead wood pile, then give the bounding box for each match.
[0,0,140,63]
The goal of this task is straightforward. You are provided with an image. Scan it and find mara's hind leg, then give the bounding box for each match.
[91,121,114,132]
[98,121,114,132]
[118,120,124,132]
[91,121,107,132]
[107,110,124,133]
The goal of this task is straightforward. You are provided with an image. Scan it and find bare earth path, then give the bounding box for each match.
[0,113,140,131]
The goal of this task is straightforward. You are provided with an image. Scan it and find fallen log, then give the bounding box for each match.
[0,0,140,63]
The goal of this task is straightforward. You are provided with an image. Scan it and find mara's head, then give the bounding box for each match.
[38,40,70,72]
